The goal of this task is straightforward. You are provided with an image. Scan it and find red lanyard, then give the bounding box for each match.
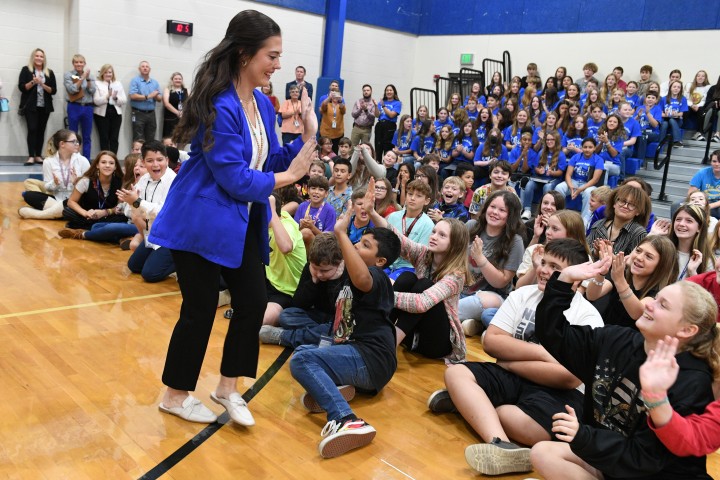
[402,211,420,236]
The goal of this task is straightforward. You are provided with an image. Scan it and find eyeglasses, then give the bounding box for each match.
[616,199,636,210]
[415,174,428,179]
[374,185,387,191]
[65,139,79,145]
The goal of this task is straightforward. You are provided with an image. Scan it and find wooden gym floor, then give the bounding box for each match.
[0,181,718,479]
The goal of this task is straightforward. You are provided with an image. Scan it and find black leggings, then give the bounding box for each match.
[162,223,267,391]
[392,272,452,359]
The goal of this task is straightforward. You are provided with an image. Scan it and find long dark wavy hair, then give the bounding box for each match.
[173,10,281,150]
[469,189,524,268]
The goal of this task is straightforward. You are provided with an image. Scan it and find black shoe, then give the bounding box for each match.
[673,141,684,147]
[465,437,532,475]
[427,389,457,413]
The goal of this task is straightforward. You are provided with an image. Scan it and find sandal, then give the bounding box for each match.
[24,158,35,166]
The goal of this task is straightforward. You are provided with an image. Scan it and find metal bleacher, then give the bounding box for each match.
[634,136,715,220]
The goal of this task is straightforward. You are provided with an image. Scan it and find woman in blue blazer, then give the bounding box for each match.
[150,10,317,426]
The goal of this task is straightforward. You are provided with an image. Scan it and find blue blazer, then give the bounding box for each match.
[149,85,304,268]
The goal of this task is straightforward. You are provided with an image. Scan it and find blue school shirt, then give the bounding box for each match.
[347,216,374,243]
[502,126,522,148]
[508,144,538,171]
[434,118,455,132]
[532,127,564,144]
[600,138,625,165]
[410,135,436,156]
[464,95,486,107]
[568,152,605,183]
[378,99,402,122]
[659,96,688,116]
[636,105,663,134]
[466,109,479,122]
[393,130,415,150]
[530,152,567,180]
[623,117,642,140]
[473,144,509,165]
[437,145,453,162]
[452,137,476,163]
[690,167,720,202]
[587,118,604,141]
[563,134,584,153]
[625,94,641,110]
[476,124,489,142]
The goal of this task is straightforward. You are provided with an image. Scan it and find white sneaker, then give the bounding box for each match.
[462,319,483,337]
[521,209,531,221]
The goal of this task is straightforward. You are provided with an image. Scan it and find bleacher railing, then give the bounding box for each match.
[653,133,674,202]
[482,50,512,86]
[459,68,484,102]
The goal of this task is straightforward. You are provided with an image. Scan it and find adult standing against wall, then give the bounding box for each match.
[64,54,95,159]
[162,72,189,138]
[149,9,317,426]
[285,65,313,100]
[350,84,377,146]
[18,48,57,166]
[129,61,162,142]
[374,84,402,162]
[93,64,126,154]
[318,80,346,153]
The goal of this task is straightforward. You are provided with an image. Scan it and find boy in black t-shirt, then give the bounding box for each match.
[289,208,400,459]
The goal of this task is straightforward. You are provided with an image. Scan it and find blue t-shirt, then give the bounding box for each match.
[466,109,479,122]
[347,216,374,244]
[529,152,567,180]
[437,145,453,162]
[464,95,486,107]
[568,152,605,183]
[474,143,509,165]
[378,99,402,122]
[625,94,641,110]
[587,118,604,141]
[563,134,584,153]
[623,117,642,140]
[502,126,522,148]
[659,96,688,116]
[508,144,538,171]
[392,130,415,151]
[294,201,337,232]
[690,167,720,202]
[452,136,476,163]
[434,118,455,132]
[532,127,564,145]
[476,124,489,142]
[600,138,625,164]
[635,104,663,134]
[410,135,436,156]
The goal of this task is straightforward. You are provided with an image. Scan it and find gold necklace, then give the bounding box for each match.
[239,94,264,170]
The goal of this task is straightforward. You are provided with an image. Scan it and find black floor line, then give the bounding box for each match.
[138,347,293,480]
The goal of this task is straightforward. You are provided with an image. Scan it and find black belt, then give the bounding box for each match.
[378,119,395,123]
[133,109,154,113]
[353,123,372,128]
[70,101,93,106]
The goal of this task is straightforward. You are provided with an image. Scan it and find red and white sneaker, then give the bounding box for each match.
[318,418,376,458]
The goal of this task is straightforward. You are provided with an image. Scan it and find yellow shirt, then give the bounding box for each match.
[266,211,306,296]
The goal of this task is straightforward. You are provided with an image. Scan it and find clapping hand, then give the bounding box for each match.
[552,405,580,443]
[470,235,485,265]
[531,244,545,271]
[558,256,611,284]
[649,218,671,236]
[688,249,703,275]
[610,251,627,286]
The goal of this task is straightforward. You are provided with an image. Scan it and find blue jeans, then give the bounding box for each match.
[555,180,596,226]
[659,118,683,143]
[67,102,93,158]
[277,307,332,348]
[290,343,374,422]
[458,291,503,324]
[521,179,556,210]
[127,242,175,282]
[83,222,138,243]
[635,132,660,160]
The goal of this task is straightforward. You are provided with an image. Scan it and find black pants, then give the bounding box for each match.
[162,224,267,391]
[374,120,397,162]
[23,190,55,209]
[94,108,122,153]
[132,109,157,142]
[62,206,127,229]
[392,272,453,359]
[25,108,51,157]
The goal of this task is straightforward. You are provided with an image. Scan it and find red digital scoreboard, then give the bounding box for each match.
[166,20,193,37]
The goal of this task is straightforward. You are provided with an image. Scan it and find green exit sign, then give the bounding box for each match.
[460,53,474,66]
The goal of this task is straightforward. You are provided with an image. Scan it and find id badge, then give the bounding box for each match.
[331,120,337,129]
[293,120,300,127]
[318,335,333,348]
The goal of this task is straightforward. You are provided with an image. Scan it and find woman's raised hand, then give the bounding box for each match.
[286,138,317,182]
[300,87,318,141]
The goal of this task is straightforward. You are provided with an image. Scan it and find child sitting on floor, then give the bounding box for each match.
[289,207,400,459]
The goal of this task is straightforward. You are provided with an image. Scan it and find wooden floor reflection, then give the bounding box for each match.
[1,182,718,479]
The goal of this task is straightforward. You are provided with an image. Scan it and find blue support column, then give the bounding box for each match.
[316,0,347,117]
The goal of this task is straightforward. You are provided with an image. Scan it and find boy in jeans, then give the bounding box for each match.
[428,239,603,475]
[289,208,400,458]
[259,233,346,347]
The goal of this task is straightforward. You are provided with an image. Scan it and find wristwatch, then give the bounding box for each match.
[132,198,142,208]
